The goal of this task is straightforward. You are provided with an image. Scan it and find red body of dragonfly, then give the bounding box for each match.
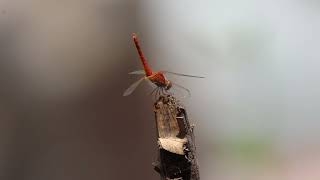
[123,33,204,96]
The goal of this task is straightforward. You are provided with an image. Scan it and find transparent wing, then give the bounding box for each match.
[123,77,145,96]
[163,71,205,78]
[146,78,157,89]
[128,70,145,75]
[172,82,191,98]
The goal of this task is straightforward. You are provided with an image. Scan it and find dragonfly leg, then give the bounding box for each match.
[158,88,163,98]
[168,89,173,96]
[150,87,157,101]
[159,87,162,96]
[157,88,161,98]
[161,87,166,96]
[150,87,158,96]
[156,88,161,100]
[161,88,171,97]
[154,88,159,99]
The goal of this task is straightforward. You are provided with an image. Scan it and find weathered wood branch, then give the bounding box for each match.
[153,95,200,180]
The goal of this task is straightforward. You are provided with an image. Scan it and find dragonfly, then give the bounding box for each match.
[123,33,204,97]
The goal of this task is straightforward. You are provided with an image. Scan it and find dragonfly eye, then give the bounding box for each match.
[165,81,172,90]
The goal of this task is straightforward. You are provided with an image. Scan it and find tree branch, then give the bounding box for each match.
[153,95,200,180]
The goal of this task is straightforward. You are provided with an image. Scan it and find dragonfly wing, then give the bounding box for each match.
[123,77,145,96]
[163,71,205,78]
[128,70,145,75]
[172,82,191,98]
[146,78,157,88]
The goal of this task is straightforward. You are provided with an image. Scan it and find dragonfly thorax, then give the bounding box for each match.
[148,72,172,90]
[151,78,172,90]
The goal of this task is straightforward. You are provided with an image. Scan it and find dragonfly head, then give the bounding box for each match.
[165,80,172,90]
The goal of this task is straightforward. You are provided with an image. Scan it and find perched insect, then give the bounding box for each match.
[123,33,204,97]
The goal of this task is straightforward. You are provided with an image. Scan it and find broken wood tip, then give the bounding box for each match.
[153,95,200,180]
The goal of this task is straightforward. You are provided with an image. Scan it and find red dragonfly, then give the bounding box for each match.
[123,33,204,97]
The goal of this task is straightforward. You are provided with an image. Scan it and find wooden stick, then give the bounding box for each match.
[153,95,200,180]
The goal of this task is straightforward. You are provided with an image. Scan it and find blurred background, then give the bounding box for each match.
[0,0,320,179]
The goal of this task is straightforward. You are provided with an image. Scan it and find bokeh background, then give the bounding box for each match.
[0,0,320,179]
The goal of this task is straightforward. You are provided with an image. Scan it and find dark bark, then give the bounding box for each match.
[153,95,200,180]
